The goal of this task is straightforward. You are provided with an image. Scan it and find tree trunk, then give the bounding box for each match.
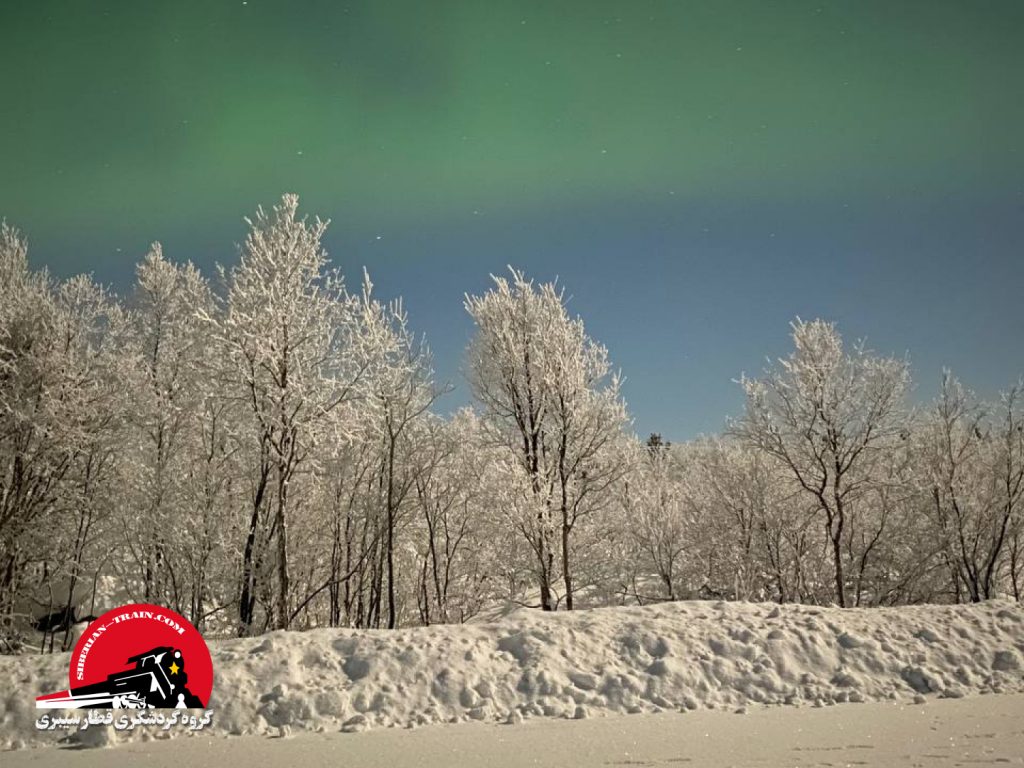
[275,465,290,630]
[537,531,553,611]
[561,520,573,611]
[385,427,398,629]
[828,512,847,608]
[238,460,268,636]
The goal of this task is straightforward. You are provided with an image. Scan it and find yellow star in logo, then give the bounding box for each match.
[169,661,180,676]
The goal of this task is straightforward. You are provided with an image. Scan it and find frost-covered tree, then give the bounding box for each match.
[1001,385,1024,600]
[466,269,629,610]
[309,277,443,630]
[618,437,690,601]
[119,245,222,616]
[685,438,816,603]
[407,410,501,624]
[44,275,126,650]
[6,196,1022,652]
[207,195,372,631]
[0,224,127,649]
[733,319,911,607]
[917,374,1024,602]
[0,223,65,642]
[361,280,443,628]
[2,273,125,651]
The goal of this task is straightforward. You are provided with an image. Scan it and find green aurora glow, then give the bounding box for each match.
[4,1,1021,237]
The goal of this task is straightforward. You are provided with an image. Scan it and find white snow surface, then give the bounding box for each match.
[2,599,1023,750]
[7,694,1024,767]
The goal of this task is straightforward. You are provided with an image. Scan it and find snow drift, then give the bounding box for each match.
[2,599,1023,749]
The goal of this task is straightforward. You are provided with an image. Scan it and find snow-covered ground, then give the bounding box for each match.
[2,599,1023,751]
[6,693,1024,767]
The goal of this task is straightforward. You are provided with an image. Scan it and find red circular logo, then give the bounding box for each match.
[37,604,213,710]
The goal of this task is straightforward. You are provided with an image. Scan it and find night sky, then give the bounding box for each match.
[2,1,1022,439]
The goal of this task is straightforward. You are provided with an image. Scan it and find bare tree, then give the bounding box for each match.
[207,195,371,630]
[919,374,1023,601]
[358,275,444,628]
[0,225,124,648]
[618,437,689,601]
[732,319,910,607]
[465,269,628,610]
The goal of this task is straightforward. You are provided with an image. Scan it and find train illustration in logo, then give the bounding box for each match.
[36,645,206,709]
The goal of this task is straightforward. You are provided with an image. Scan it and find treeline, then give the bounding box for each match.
[1,196,1021,652]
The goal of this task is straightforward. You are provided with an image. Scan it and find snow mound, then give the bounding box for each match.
[2,599,1023,749]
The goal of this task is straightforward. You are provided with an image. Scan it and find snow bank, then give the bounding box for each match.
[2,599,1023,749]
